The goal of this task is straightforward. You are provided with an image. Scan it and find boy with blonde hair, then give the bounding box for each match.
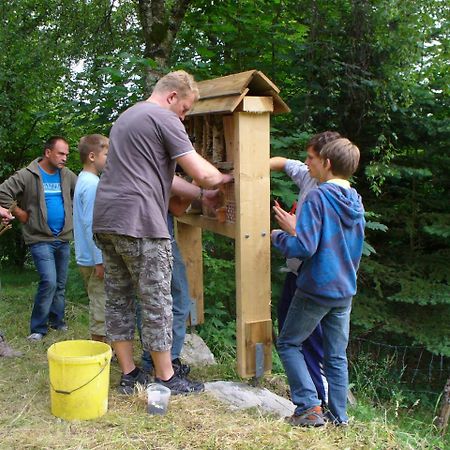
[73,134,109,341]
[272,138,365,427]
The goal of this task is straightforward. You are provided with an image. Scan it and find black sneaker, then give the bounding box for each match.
[172,358,191,378]
[155,374,204,395]
[117,368,148,395]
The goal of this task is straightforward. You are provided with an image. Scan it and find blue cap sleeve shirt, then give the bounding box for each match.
[38,166,65,236]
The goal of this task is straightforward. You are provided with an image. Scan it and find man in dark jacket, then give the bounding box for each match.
[0,137,77,341]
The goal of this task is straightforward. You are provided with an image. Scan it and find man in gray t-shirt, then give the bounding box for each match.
[93,70,232,395]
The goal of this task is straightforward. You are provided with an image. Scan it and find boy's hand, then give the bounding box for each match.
[273,203,296,236]
[0,206,14,225]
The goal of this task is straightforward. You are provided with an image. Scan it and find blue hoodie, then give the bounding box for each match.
[272,182,365,307]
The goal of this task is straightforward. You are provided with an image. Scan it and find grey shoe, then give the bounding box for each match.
[27,333,44,342]
[50,324,68,332]
[155,374,204,395]
[117,368,148,395]
[286,406,325,427]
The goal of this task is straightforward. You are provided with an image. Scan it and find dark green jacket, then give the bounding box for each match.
[0,158,77,245]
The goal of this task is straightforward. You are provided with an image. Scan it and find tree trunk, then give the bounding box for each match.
[434,376,450,435]
[137,0,192,94]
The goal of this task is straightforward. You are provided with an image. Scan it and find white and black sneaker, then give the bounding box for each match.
[27,333,44,342]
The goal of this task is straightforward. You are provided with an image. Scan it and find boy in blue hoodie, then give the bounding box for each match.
[271,138,365,427]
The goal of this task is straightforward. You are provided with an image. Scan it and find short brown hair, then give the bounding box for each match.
[43,136,68,155]
[320,138,360,178]
[78,134,109,164]
[307,131,342,154]
[153,70,199,100]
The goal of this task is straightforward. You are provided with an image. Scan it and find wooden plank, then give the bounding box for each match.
[175,221,204,324]
[215,161,233,171]
[234,111,272,378]
[187,89,249,116]
[252,71,280,94]
[267,90,291,114]
[238,96,273,113]
[245,320,272,375]
[196,70,256,99]
[177,214,236,239]
[222,115,235,163]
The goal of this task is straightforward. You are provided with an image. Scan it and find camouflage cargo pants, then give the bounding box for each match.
[95,233,173,352]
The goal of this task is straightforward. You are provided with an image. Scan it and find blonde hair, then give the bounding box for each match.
[320,138,360,178]
[153,70,199,100]
[78,134,109,164]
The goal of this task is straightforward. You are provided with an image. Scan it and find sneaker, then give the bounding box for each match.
[172,358,190,378]
[50,324,68,332]
[117,368,148,395]
[27,333,44,342]
[155,374,204,395]
[323,410,349,427]
[286,406,325,427]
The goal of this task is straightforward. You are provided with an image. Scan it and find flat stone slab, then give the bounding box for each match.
[180,333,216,366]
[205,381,295,418]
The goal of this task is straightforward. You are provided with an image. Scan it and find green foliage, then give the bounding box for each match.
[0,0,448,363]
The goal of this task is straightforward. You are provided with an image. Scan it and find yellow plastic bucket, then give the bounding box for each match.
[47,340,112,420]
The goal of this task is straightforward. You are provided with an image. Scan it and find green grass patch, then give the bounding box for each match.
[0,266,447,449]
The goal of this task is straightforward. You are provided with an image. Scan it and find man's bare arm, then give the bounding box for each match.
[176,152,233,188]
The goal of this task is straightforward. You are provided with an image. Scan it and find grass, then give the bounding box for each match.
[0,265,448,449]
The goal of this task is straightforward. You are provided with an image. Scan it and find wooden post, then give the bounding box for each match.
[435,376,450,435]
[234,110,272,377]
[175,221,204,325]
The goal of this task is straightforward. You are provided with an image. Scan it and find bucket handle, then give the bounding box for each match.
[50,361,109,395]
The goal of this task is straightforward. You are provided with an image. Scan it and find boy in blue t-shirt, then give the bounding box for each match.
[272,138,365,427]
[73,134,109,342]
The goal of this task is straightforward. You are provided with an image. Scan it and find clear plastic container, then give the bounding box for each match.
[146,383,171,415]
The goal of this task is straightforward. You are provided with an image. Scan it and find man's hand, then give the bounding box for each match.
[273,203,296,236]
[202,189,221,210]
[95,264,105,279]
[12,206,29,224]
[0,206,14,225]
[220,173,234,185]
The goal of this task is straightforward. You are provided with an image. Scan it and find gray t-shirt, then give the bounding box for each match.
[93,101,194,238]
[284,159,318,273]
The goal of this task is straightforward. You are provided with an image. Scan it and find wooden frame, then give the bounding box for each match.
[176,71,289,378]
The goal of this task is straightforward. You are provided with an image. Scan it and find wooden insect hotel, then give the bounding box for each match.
[176,70,290,378]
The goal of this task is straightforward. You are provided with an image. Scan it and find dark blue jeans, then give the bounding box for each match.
[277,290,351,422]
[140,240,192,370]
[29,241,70,334]
[278,271,327,403]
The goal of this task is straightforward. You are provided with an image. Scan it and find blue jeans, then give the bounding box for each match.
[277,290,351,422]
[140,240,191,370]
[278,271,327,403]
[29,241,70,334]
